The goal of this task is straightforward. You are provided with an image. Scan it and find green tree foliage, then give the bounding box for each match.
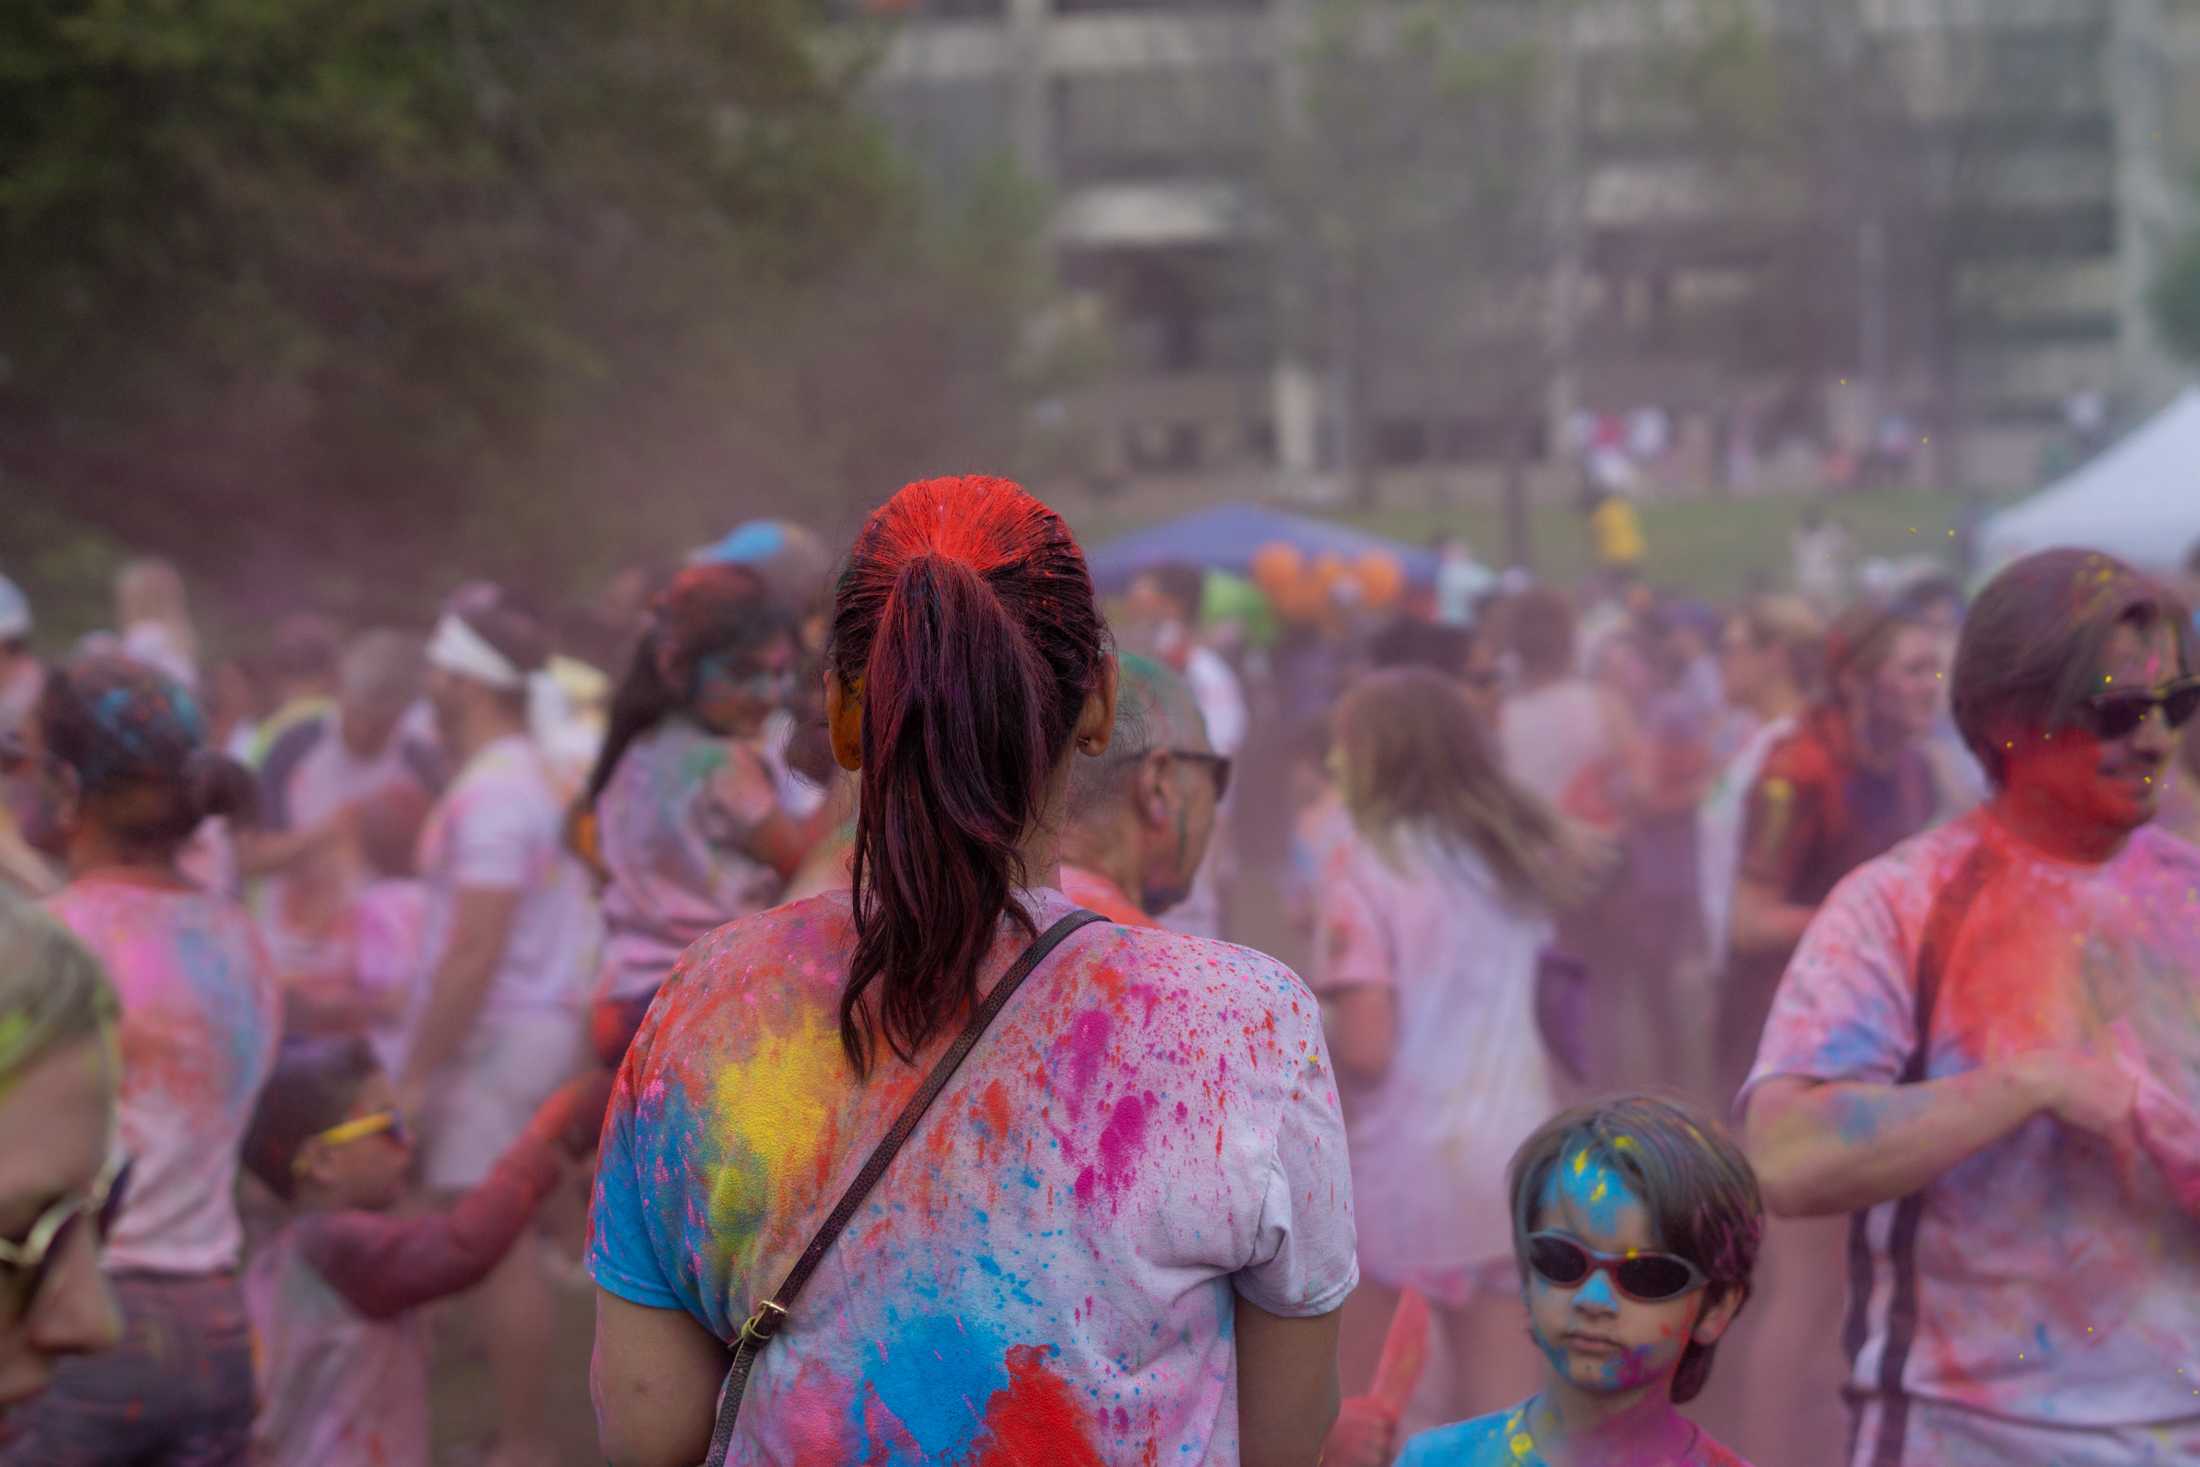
[1,0,1059,626]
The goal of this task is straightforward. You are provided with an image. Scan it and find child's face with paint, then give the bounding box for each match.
[301,1073,414,1213]
[1522,1149,1738,1404]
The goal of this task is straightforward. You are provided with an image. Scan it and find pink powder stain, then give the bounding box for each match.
[1050,1009,1113,1111]
[1076,1092,1154,1209]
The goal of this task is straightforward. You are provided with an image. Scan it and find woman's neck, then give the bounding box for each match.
[1534,1379,1696,1465]
[66,834,187,888]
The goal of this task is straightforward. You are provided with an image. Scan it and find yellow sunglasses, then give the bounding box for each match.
[294,1109,410,1174]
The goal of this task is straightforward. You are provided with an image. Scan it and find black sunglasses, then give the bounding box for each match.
[2079,677,2200,742]
[1166,750,1231,802]
[1526,1230,1708,1304]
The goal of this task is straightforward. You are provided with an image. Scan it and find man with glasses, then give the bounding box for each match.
[1060,654,1227,927]
[1740,549,2200,1466]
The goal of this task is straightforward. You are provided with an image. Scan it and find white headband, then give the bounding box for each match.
[426,612,526,691]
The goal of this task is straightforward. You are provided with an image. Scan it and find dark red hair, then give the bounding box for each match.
[830,476,1107,1074]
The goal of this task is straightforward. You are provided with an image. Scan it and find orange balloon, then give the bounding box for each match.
[1250,542,1305,600]
[1354,552,1404,610]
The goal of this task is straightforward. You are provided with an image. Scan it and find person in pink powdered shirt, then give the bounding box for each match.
[1,655,280,1467]
[589,476,1357,1467]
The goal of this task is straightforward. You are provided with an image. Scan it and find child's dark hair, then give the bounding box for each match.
[38,654,258,858]
[1508,1094,1765,1405]
[243,1037,381,1203]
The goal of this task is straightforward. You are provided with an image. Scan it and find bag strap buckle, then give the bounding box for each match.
[738,1300,787,1349]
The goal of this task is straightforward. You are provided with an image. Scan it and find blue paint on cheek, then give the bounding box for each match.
[861,1312,1008,1463]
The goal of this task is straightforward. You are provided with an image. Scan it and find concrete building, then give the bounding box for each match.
[859,0,2200,503]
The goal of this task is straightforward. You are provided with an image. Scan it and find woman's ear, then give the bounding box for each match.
[1691,1281,1747,1348]
[825,675,863,773]
[1076,657,1120,759]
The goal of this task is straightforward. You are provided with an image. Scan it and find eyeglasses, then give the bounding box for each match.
[294,1109,410,1174]
[1166,750,1232,802]
[2079,676,2200,742]
[0,1153,132,1310]
[1526,1231,1709,1304]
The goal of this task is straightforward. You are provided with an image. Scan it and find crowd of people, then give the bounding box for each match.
[0,477,2197,1467]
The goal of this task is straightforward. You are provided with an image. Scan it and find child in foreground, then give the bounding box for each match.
[241,1037,609,1467]
[1398,1094,1763,1467]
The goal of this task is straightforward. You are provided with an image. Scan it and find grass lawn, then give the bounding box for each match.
[1073,488,1988,602]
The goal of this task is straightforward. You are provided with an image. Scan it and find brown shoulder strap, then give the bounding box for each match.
[702,907,1107,1467]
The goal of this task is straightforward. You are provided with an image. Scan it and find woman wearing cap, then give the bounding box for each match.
[399,583,598,1467]
[0,656,278,1465]
[0,890,125,1441]
[590,477,1356,1466]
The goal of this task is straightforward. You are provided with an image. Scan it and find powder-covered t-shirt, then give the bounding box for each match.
[594,718,783,1006]
[416,734,598,1021]
[351,878,428,1077]
[589,887,1357,1465]
[1312,826,1557,1300]
[48,877,281,1275]
[1399,1398,1752,1466]
[1742,812,2200,1428]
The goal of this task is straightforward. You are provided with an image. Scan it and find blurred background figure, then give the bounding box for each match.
[399,583,596,1467]
[1061,652,1225,927]
[2,656,277,1467]
[0,890,125,1430]
[578,564,803,1068]
[1316,666,1611,1447]
[113,559,199,692]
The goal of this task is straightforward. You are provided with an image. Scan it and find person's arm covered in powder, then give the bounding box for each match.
[1742,865,2136,1216]
[302,1075,609,1319]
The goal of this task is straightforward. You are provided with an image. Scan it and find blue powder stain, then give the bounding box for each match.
[2035,1322,2052,1356]
[1019,1168,1042,1189]
[1543,1148,1639,1238]
[972,1209,989,1227]
[859,1311,1009,1463]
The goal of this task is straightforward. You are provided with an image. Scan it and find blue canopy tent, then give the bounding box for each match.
[1083,503,1439,593]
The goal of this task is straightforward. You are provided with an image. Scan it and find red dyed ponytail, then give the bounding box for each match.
[831,477,1107,1074]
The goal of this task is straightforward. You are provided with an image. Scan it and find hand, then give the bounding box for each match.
[2012,1048,2137,1142]
[710,741,781,832]
[530,1070,618,1160]
[1322,1396,1399,1467]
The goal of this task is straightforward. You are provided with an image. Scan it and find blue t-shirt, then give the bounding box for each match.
[1398,1398,1751,1466]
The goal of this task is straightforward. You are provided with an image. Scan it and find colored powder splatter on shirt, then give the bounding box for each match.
[48,878,280,1276]
[1743,811,2200,1427]
[589,887,1357,1464]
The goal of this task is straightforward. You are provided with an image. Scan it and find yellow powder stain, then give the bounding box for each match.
[1510,1430,1536,1459]
[1611,1135,1637,1151]
[706,1009,842,1241]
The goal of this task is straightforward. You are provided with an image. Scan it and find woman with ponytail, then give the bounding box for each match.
[581,564,804,1066]
[0,656,279,1466]
[590,477,1356,1467]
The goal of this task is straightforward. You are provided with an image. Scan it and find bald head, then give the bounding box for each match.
[1069,654,1208,818]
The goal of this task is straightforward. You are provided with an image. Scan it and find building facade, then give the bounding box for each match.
[861,0,2200,503]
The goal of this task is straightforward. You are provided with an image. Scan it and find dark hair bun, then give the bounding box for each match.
[186,750,260,825]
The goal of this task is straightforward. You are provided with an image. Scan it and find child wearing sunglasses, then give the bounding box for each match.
[1398,1095,1763,1467]
[240,1038,609,1467]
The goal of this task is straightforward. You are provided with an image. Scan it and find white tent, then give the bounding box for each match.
[1979,388,2200,573]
